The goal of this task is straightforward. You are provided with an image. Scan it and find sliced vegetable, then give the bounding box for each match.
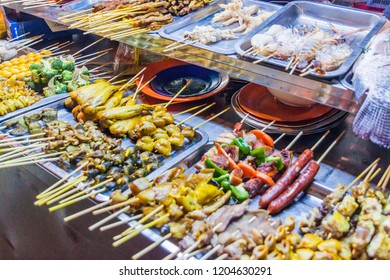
[220,180,231,191]
[230,137,251,155]
[250,147,265,164]
[229,169,243,186]
[205,157,228,177]
[217,145,238,170]
[231,183,249,202]
[212,174,229,184]
[251,129,274,147]
[265,156,284,171]
[237,162,275,186]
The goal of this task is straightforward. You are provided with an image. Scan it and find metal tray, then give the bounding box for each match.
[106,136,358,259]
[235,1,386,78]
[61,0,103,12]
[159,0,282,55]
[0,93,69,124]
[340,71,354,91]
[0,98,209,201]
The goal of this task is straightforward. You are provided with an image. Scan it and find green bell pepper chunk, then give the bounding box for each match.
[250,147,265,164]
[205,158,228,177]
[231,183,249,202]
[212,174,229,184]
[265,156,284,171]
[220,179,231,191]
[230,137,251,155]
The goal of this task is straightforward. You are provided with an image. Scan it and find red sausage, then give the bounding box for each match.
[259,149,313,208]
[267,160,320,215]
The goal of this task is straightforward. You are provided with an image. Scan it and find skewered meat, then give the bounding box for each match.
[206,200,250,233]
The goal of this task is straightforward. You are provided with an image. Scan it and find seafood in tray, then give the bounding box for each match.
[159,0,281,54]
[235,1,386,78]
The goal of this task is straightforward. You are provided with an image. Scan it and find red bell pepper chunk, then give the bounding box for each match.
[217,145,238,170]
[250,130,274,147]
[237,162,275,186]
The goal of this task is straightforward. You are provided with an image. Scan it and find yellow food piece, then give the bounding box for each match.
[298,233,323,250]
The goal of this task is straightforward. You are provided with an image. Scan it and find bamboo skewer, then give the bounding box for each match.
[46,178,112,206]
[0,157,59,169]
[64,200,112,222]
[0,146,41,163]
[100,214,143,232]
[186,245,213,259]
[58,8,92,20]
[131,75,156,96]
[0,151,64,166]
[58,178,114,204]
[176,102,216,126]
[113,205,164,240]
[73,38,105,56]
[316,131,346,164]
[35,175,86,206]
[112,214,170,247]
[163,249,180,260]
[118,67,146,91]
[0,143,46,153]
[36,174,86,204]
[93,198,135,215]
[37,162,88,199]
[172,103,207,117]
[132,233,172,260]
[0,132,45,144]
[274,133,286,144]
[89,206,130,231]
[75,51,109,67]
[75,48,113,61]
[49,188,107,212]
[193,107,231,130]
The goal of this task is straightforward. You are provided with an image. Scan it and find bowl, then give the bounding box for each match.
[150,65,222,97]
[267,87,316,107]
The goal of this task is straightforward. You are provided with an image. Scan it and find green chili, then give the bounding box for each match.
[230,137,251,155]
[265,156,284,171]
[205,158,228,177]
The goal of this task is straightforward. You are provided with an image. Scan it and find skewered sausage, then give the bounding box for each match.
[267,160,320,214]
[259,149,313,208]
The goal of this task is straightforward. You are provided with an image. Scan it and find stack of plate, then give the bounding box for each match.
[232,83,349,135]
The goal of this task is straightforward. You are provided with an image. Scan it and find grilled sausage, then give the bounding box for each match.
[259,149,313,208]
[267,160,320,215]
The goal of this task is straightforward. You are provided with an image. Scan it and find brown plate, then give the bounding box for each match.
[238,83,333,123]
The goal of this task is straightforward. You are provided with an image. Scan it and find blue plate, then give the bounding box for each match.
[150,65,222,97]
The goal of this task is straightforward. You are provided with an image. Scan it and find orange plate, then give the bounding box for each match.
[136,59,229,102]
[238,83,333,123]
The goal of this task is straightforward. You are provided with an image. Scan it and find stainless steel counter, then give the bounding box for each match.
[0,34,388,260]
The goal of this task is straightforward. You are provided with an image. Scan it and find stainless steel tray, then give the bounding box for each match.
[235,1,386,78]
[340,71,354,91]
[0,93,69,124]
[108,136,358,258]
[159,0,281,55]
[61,0,104,12]
[0,98,209,201]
